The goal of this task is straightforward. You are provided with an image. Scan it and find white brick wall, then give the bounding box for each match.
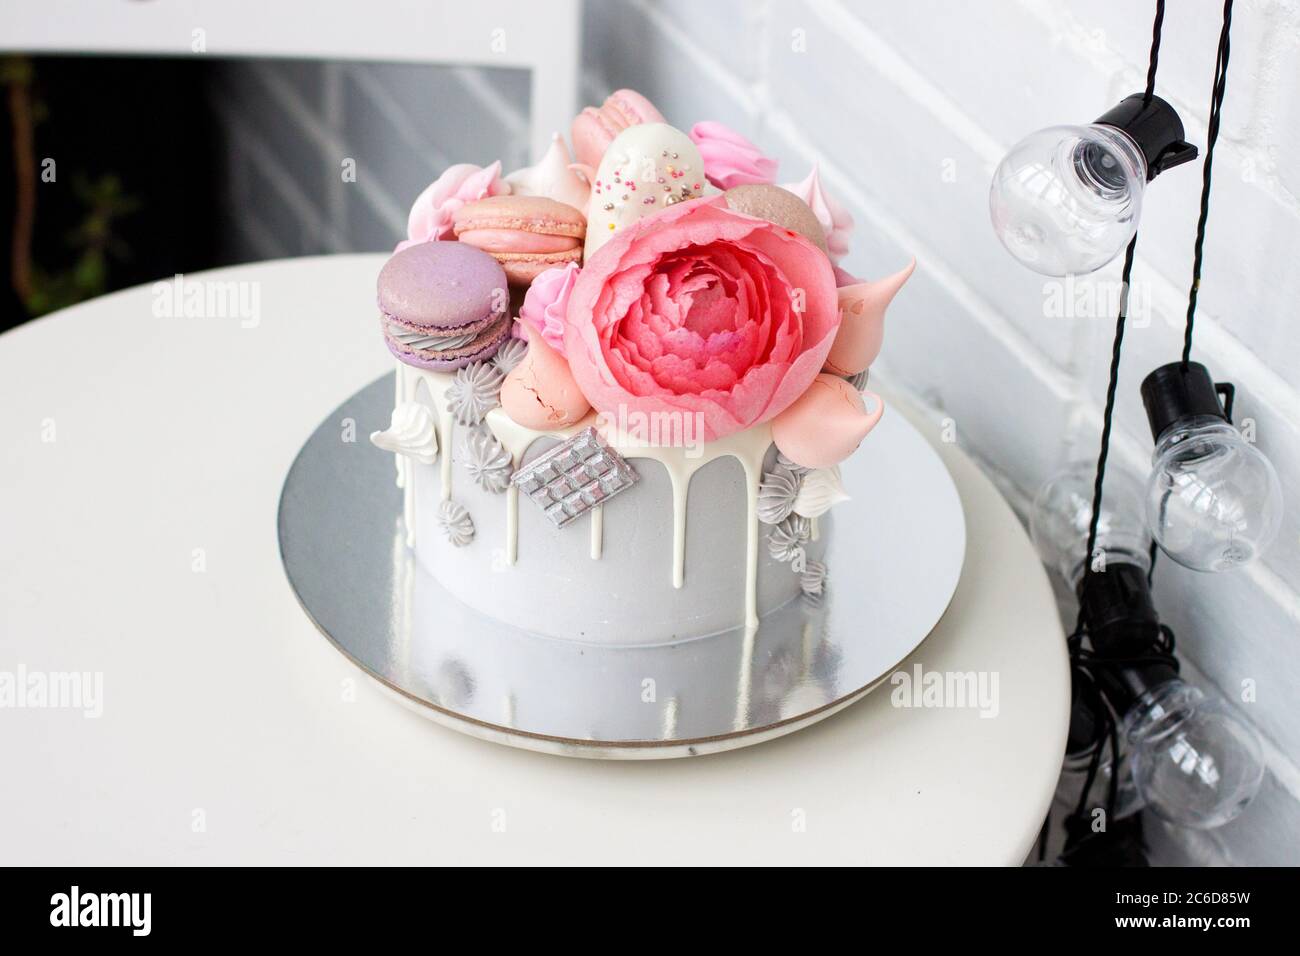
[210,0,1299,864]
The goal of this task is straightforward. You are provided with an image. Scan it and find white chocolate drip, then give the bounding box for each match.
[392,368,412,548]
[393,364,406,487]
[400,366,770,629]
[662,696,680,739]
[438,407,455,502]
[590,506,604,560]
[735,622,757,729]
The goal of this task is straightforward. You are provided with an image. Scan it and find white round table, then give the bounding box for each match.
[0,255,1068,865]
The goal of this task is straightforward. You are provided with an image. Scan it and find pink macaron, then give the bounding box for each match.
[377,241,511,372]
[571,89,665,170]
[453,195,586,285]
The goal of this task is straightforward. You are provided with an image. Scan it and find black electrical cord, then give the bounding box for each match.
[1143,0,1167,103]
[1182,0,1235,368]
[1047,0,1167,866]
[1074,0,1167,629]
[1049,0,1236,866]
[1076,236,1139,621]
[1149,0,1234,586]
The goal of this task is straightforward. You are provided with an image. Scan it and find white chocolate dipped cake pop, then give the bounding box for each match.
[584,123,705,260]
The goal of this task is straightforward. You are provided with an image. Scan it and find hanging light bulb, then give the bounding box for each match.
[1124,682,1266,829]
[1030,468,1265,831]
[1141,361,1283,571]
[1032,466,1153,836]
[1079,563,1265,829]
[1029,470,1154,837]
[1030,462,1150,586]
[990,93,1197,276]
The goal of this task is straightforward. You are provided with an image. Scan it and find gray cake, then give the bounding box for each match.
[374,364,834,645]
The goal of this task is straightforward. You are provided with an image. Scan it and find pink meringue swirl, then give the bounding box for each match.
[565,196,840,443]
[398,162,509,249]
[689,121,779,190]
[517,262,580,355]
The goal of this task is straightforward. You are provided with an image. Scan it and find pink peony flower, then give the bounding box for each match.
[565,196,840,442]
[397,162,509,250]
[518,262,580,355]
[782,164,853,262]
[690,121,779,190]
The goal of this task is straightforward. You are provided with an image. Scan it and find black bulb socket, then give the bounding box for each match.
[1077,562,1178,713]
[1093,93,1198,182]
[1141,361,1235,443]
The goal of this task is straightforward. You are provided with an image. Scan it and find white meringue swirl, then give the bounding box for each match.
[792,466,850,518]
[370,401,438,465]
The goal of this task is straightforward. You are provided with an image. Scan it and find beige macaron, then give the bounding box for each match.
[722,184,829,256]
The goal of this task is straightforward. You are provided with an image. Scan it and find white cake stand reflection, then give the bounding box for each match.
[278,373,965,758]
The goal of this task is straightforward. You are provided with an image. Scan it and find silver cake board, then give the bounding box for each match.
[278,373,966,759]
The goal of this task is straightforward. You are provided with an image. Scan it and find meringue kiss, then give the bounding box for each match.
[499,326,591,429]
[772,374,884,470]
[370,401,439,464]
[792,465,851,518]
[823,259,916,377]
[504,133,591,213]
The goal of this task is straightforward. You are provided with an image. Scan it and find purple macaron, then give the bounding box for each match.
[377,241,511,371]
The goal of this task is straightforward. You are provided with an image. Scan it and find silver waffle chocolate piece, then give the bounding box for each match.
[510,426,639,528]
